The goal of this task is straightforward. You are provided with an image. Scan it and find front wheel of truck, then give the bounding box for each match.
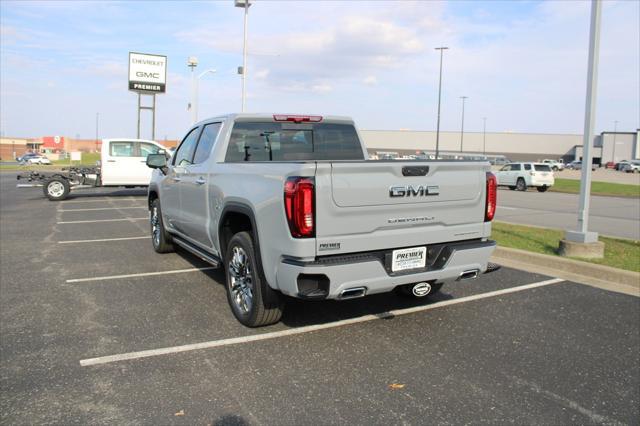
[225,231,284,327]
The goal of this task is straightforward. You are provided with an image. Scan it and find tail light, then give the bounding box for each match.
[284,177,315,238]
[485,172,497,222]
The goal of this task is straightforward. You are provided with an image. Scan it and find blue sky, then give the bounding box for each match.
[1,0,638,140]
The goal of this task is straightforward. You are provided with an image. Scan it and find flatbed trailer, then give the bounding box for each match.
[17,167,108,200]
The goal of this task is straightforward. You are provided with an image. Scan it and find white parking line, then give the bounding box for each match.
[59,236,148,244]
[79,277,565,366]
[59,206,147,212]
[57,217,148,224]
[67,267,217,283]
[60,198,145,204]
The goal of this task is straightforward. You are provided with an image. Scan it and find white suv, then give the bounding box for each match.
[542,159,564,171]
[496,162,555,192]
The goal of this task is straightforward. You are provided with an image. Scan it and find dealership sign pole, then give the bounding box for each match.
[128,52,167,140]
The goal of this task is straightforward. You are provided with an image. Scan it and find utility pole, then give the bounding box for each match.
[95,112,99,152]
[483,117,487,156]
[611,120,618,163]
[188,57,198,124]
[459,96,468,153]
[434,47,448,158]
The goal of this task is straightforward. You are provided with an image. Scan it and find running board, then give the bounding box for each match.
[171,236,221,268]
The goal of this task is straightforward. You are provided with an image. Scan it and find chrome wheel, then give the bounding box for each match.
[228,246,253,314]
[47,181,65,198]
[150,206,161,247]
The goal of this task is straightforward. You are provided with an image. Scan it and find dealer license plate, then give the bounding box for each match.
[392,246,427,272]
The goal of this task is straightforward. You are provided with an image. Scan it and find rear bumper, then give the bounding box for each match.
[275,240,497,299]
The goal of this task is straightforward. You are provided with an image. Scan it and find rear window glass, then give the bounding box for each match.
[534,164,551,172]
[225,122,364,162]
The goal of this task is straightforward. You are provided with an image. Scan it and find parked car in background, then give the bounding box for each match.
[615,160,630,171]
[17,153,39,163]
[542,159,564,171]
[496,162,554,192]
[621,160,640,173]
[23,155,52,165]
[566,160,597,171]
[604,161,616,169]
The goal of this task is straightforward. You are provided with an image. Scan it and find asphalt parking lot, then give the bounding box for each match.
[1,171,638,425]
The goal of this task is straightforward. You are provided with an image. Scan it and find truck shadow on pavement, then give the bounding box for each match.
[182,250,455,329]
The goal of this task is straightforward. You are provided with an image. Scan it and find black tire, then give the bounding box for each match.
[537,186,549,192]
[552,166,559,172]
[508,186,517,191]
[43,177,70,201]
[225,231,283,327]
[516,178,527,191]
[150,198,174,253]
[395,282,444,298]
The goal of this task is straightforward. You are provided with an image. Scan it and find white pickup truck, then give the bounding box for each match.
[16,138,167,200]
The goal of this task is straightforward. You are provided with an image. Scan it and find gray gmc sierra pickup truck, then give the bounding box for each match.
[146,113,498,327]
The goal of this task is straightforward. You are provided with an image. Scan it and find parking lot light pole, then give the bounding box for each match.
[611,120,618,163]
[235,0,251,112]
[194,69,217,122]
[459,96,468,153]
[561,0,604,258]
[434,47,448,159]
[483,117,487,156]
[188,57,198,124]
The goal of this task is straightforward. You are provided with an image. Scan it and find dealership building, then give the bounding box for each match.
[359,129,640,164]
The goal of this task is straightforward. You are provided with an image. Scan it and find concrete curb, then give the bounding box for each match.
[491,246,639,297]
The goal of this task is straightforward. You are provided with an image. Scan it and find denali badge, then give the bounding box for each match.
[319,242,341,251]
[389,185,439,197]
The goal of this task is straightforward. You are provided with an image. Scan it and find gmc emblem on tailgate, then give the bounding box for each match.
[389,185,440,197]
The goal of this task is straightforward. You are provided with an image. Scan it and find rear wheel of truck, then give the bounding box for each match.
[43,177,70,201]
[395,282,443,298]
[225,231,283,327]
[150,198,174,253]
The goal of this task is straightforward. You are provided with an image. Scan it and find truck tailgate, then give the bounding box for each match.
[314,161,491,255]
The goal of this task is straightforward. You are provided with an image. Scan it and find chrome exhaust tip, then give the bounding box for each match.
[339,287,367,299]
[458,269,480,281]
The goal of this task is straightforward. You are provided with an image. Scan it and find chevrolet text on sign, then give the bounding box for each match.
[128,52,167,93]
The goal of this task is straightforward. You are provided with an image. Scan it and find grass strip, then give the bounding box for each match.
[492,221,640,273]
[550,178,639,198]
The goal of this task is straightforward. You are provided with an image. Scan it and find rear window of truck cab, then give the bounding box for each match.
[225,122,364,162]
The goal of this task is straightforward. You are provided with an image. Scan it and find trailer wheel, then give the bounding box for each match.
[43,177,70,201]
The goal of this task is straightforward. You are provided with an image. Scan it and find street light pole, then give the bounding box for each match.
[235,0,252,112]
[95,112,99,152]
[434,47,448,159]
[483,117,487,156]
[611,120,618,163]
[194,69,217,123]
[565,0,602,246]
[459,96,468,153]
[187,57,198,124]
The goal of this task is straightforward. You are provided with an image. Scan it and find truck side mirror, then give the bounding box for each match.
[146,153,168,174]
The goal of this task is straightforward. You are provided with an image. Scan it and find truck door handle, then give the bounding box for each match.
[195,177,206,185]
